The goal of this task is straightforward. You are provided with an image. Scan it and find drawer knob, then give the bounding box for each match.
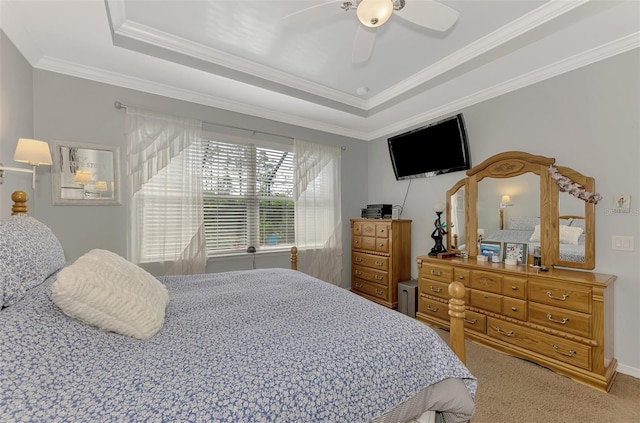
[511,306,517,311]
[493,326,514,337]
[355,270,363,275]
[426,304,439,312]
[464,318,478,324]
[546,313,569,325]
[511,286,517,291]
[355,257,363,262]
[375,275,384,281]
[375,289,384,295]
[355,283,363,288]
[430,286,442,293]
[546,290,569,301]
[375,260,383,266]
[430,270,443,276]
[459,275,465,280]
[552,344,576,357]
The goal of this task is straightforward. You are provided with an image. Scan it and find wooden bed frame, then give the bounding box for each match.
[9,190,467,364]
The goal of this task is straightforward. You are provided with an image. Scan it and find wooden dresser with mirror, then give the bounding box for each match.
[416,151,617,391]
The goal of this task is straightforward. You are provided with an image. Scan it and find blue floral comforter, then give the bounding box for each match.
[1,268,476,422]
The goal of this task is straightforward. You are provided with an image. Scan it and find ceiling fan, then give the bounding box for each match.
[282,0,459,64]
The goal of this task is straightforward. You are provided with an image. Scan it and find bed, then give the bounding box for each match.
[484,216,586,263]
[1,191,476,423]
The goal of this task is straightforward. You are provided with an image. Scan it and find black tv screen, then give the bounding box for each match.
[388,114,471,180]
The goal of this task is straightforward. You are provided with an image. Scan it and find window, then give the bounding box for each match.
[202,137,294,256]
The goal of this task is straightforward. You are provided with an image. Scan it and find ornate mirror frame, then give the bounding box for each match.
[445,151,596,270]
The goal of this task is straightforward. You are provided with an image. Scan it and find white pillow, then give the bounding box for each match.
[560,225,584,245]
[529,225,541,242]
[52,249,169,340]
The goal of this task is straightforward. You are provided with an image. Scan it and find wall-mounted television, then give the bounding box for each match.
[388,113,471,180]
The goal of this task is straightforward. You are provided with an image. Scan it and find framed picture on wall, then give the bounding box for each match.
[479,241,502,260]
[51,140,120,206]
[503,242,528,264]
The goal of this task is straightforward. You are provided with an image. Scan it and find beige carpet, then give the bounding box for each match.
[435,329,640,423]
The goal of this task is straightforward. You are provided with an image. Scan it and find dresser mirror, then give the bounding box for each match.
[445,151,596,270]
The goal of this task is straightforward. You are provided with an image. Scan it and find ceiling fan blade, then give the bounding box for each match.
[282,1,344,28]
[394,0,459,32]
[352,25,377,64]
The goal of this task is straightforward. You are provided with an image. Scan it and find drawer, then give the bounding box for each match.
[471,271,502,294]
[353,265,388,286]
[503,297,527,321]
[352,222,362,236]
[419,278,450,301]
[529,280,591,313]
[453,268,471,287]
[361,236,389,254]
[529,302,592,338]
[361,222,389,238]
[502,276,527,299]
[420,263,452,284]
[352,236,363,250]
[352,252,389,271]
[418,296,449,321]
[352,278,388,301]
[487,317,592,370]
[463,309,486,333]
[470,290,502,314]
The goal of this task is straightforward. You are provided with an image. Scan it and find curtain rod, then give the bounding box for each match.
[114,101,347,150]
[114,100,295,141]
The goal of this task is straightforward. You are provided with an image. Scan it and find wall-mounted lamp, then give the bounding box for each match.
[0,138,53,189]
[74,170,94,197]
[499,195,512,229]
[500,195,512,208]
[357,0,393,28]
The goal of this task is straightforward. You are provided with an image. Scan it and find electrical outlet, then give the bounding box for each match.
[612,236,634,251]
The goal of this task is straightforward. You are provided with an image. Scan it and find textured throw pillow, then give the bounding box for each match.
[529,225,541,242]
[52,249,169,340]
[0,215,66,308]
[560,225,584,245]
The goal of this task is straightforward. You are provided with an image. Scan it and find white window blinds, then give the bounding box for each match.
[202,137,294,255]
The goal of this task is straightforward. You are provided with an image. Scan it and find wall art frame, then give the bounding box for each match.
[51,140,121,206]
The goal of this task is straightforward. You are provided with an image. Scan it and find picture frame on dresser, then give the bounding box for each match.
[479,241,502,260]
[503,242,528,264]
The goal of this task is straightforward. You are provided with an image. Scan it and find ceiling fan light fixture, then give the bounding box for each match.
[357,0,393,28]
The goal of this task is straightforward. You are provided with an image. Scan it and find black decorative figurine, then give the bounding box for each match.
[429,202,447,256]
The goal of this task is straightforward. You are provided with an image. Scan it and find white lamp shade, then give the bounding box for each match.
[357,0,393,28]
[13,138,52,166]
[94,181,108,192]
[74,170,94,184]
[501,195,511,203]
[433,202,446,213]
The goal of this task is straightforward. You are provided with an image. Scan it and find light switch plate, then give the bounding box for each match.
[612,235,634,251]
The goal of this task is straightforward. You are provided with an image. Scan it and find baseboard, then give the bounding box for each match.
[617,363,640,379]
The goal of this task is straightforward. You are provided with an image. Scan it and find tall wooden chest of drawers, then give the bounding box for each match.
[416,255,617,392]
[350,219,412,309]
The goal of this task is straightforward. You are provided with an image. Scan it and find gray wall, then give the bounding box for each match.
[0,30,34,210]
[368,50,640,376]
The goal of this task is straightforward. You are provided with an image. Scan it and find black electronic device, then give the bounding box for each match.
[388,113,471,180]
[361,204,392,219]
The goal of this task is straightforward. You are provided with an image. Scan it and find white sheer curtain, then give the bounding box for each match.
[126,107,206,276]
[294,139,342,286]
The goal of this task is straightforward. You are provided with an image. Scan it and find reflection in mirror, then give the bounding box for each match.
[51,140,121,205]
[449,186,465,248]
[477,173,540,243]
[558,190,587,263]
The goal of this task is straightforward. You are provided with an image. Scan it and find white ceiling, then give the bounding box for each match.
[1,0,638,140]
